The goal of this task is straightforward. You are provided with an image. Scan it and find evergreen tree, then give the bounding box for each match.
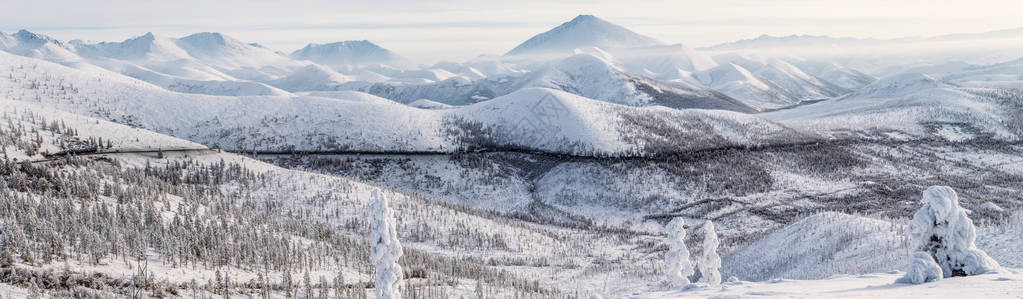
[898,186,1000,284]
[369,189,403,299]
[664,217,694,287]
[699,221,721,285]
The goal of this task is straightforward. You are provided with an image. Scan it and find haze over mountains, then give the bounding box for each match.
[0,15,879,110]
[6,14,1021,112]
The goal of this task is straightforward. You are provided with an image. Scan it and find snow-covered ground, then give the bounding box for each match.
[629,270,1023,298]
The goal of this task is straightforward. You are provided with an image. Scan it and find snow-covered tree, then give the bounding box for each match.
[369,189,403,299]
[664,217,694,287]
[900,251,943,284]
[899,186,999,284]
[699,220,721,285]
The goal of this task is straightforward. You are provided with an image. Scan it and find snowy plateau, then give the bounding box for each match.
[1,13,1023,299]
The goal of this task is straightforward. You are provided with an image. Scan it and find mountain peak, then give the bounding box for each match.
[13,29,60,45]
[505,15,662,56]
[179,32,235,47]
[291,40,407,68]
[122,32,157,47]
[174,32,272,60]
[568,14,599,23]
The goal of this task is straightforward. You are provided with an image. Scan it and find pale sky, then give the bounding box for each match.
[2,0,1022,64]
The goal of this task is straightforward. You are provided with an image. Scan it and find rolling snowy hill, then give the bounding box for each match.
[343,53,755,112]
[765,72,1023,141]
[695,54,851,110]
[722,212,907,281]
[0,50,804,155]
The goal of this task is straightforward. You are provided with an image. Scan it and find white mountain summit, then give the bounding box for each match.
[505,15,663,56]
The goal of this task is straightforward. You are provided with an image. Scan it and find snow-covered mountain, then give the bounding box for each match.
[496,15,857,110]
[2,20,851,111]
[342,53,755,112]
[789,60,878,90]
[766,72,1023,141]
[504,15,718,79]
[506,15,663,56]
[6,31,294,96]
[290,40,411,69]
[701,34,875,52]
[703,27,1023,52]
[175,32,304,81]
[0,50,799,155]
[693,54,850,110]
[928,58,1023,89]
[0,30,83,62]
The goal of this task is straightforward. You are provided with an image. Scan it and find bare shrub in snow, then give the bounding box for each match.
[664,217,694,287]
[899,186,999,284]
[369,189,403,299]
[699,220,722,285]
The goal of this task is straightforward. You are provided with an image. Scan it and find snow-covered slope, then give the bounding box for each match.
[723,212,907,281]
[1,97,676,298]
[755,60,848,99]
[506,15,663,57]
[765,73,1023,141]
[610,44,719,79]
[518,53,751,111]
[269,64,354,92]
[408,99,455,109]
[789,60,878,90]
[71,32,234,80]
[696,63,800,110]
[175,32,304,81]
[940,58,1023,89]
[696,55,850,110]
[0,50,803,155]
[84,58,290,96]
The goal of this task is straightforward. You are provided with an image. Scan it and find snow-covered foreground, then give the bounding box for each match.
[630,270,1023,298]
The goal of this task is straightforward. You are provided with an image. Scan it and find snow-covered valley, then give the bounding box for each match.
[2,10,1023,299]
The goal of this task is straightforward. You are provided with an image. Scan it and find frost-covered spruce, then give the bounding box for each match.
[369,189,403,299]
[899,251,944,284]
[699,220,722,285]
[900,186,999,283]
[664,217,694,287]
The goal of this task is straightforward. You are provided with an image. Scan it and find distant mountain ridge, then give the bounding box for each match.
[702,26,1023,51]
